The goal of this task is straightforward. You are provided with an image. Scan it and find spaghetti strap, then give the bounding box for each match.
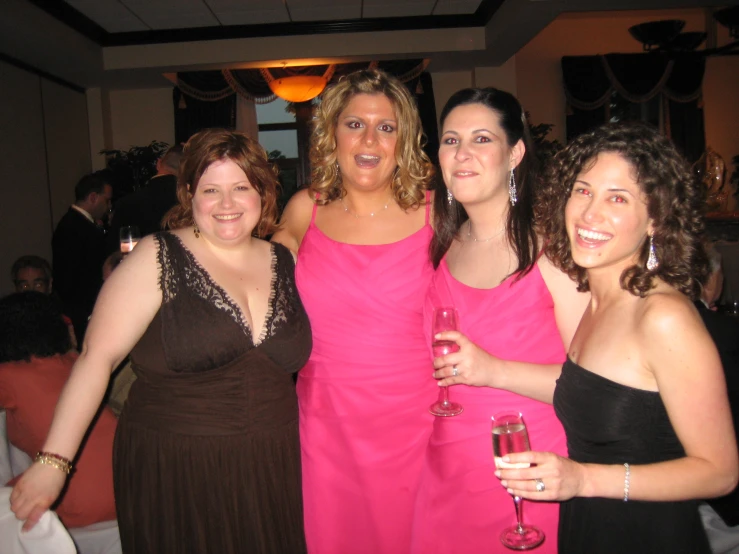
[310,194,319,224]
[536,239,549,261]
[424,190,431,225]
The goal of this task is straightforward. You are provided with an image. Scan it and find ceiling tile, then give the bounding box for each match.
[120,0,221,29]
[433,0,483,16]
[205,0,290,25]
[64,0,150,32]
[362,0,436,18]
[288,0,361,22]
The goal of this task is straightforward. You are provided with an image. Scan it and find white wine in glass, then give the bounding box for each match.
[492,412,544,550]
[429,307,463,417]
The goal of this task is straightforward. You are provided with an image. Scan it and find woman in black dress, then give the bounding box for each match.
[495,122,738,553]
[11,129,311,553]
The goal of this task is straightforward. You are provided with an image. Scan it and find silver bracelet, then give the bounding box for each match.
[623,463,630,502]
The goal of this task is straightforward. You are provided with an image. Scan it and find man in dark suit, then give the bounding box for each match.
[52,172,112,345]
[107,144,183,253]
[698,249,739,552]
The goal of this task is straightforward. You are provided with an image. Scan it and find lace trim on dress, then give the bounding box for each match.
[156,234,177,303]
[264,244,296,340]
[167,234,286,346]
[254,245,279,346]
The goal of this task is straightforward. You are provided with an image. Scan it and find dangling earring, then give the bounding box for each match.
[508,169,518,206]
[646,234,659,271]
[193,223,200,239]
[447,188,453,206]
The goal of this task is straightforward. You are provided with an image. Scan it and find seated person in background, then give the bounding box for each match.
[11,255,53,294]
[101,251,135,417]
[0,292,117,528]
[696,247,739,552]
[11,255,77,350]
[107,144,184,254]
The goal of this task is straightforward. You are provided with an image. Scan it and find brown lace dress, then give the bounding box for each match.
[113,232,311,554]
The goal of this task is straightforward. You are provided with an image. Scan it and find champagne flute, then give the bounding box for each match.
[120,226,141,253]
[429,307,464,417]
[492,412,544,550]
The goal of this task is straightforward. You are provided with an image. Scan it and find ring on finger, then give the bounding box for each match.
[452,366,459,377]
[534,478,545,492]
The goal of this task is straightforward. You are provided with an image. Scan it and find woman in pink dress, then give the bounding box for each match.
[273,69,437,554]
[410,88,589,554]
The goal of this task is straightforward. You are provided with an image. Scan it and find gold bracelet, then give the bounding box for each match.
[34,452,73,475]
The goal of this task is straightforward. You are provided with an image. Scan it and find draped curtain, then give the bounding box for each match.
[174,59,435,145]
[562,53,705,162]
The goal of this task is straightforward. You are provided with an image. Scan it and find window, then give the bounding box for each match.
[256,99,312,210]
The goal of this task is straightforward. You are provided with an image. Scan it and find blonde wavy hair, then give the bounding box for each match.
[310,69,434,210]
[163,128,280,237]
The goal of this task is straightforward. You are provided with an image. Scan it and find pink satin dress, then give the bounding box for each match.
[411,259,567,554]
[296,197,437,554]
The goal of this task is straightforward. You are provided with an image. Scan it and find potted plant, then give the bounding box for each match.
[100,141,170,196]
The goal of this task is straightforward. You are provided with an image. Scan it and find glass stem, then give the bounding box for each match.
[513,496,525,534]
[438,385,450,406]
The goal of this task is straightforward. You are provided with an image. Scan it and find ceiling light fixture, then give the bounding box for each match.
[268,75,328,103]
[261,64,336,103]
[714,5,739,39]
[628,20,685,51]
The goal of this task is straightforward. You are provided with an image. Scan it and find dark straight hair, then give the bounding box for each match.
[430,87,539,280]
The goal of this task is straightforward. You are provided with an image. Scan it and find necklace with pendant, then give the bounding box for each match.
[340,196,390,218]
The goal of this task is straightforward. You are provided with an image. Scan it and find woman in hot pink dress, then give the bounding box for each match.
[273,69,437,554]
[410,88,589,554]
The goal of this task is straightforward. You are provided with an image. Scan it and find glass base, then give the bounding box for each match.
[429,400,464,417]
[500,524,545,550]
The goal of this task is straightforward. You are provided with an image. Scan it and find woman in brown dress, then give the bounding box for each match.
[10,129,311,553]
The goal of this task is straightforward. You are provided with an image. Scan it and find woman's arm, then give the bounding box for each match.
[10,236,162,529]
[271,188,314,254]
[433,257,589,404]
[537,254,589,350]
[498,294,739,502]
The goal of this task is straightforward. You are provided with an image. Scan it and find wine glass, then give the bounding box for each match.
[492,412,544,550]
[429,307,464,417]
[120,226,141,253]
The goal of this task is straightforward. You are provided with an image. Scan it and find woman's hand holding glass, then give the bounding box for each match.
[432,329,501,388]
[495,450,587,502]
[10,461,68,531]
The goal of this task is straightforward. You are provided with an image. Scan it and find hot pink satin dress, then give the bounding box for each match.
[411,259,567,554]
[296,198,437,554]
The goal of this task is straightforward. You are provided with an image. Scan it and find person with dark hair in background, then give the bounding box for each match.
[107,144,184,253]
[411,88,587,553]
[11,255,77,350]
[273,68,437,554]
[11,128,311,554]
[494,122,738,553]
[695,247,739,553]
[0,292,117,529]
[11,255,53,294]
[52,172,112,344]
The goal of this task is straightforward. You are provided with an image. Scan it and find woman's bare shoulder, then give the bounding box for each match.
[272,188,315,253]
[637,286,705,350]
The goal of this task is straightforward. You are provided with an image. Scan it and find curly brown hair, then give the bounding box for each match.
[163,128,280,237]
[310,69,434,210]
[538,122,708,299]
